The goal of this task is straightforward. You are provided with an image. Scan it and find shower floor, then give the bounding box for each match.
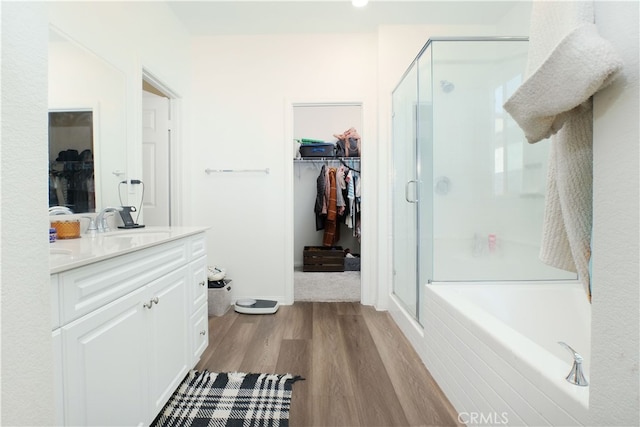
[294,267,361,302]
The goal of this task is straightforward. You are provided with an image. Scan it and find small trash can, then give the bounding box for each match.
[208,279,232,317]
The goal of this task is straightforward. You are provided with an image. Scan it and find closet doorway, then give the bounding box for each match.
[292,103,363,302]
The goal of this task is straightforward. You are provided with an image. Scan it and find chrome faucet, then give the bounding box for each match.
[49,206,74,215]
[558,341,589,386]
[94,207,123,233]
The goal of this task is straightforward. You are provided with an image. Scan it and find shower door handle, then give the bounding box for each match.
[405,180,419,203]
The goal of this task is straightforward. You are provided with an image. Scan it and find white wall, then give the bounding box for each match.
[1,2,54,425]
[496,1,533,35]
[591,1,640,425]
[188,33,378,303]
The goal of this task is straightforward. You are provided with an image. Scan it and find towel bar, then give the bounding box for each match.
[205,168,270,174]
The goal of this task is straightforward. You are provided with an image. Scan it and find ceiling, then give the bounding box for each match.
[167,1,522,36]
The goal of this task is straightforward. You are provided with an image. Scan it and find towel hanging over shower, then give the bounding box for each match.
[503,1,623,301]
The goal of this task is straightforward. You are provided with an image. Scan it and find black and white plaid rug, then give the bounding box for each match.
[152,370,304,427]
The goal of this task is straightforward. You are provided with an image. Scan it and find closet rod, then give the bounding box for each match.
[294,157,360,162]
[295,158,361,172]
[205,168,270,174]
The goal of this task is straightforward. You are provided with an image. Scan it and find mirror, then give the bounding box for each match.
[48,27,127,213]
[49,110,95,212]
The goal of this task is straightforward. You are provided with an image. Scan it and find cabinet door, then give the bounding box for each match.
[191,303,209,363]
[52,329,64,427]
[146,266,190,416]
[189,256,207,313]
[62,285,148,427]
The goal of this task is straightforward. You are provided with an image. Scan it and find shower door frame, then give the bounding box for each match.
[391,36,530,325]
[392,61,420,321]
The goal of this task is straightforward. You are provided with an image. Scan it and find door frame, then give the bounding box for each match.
[284,99,373,306]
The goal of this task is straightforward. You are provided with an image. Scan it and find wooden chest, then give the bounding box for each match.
[303,246,344,272]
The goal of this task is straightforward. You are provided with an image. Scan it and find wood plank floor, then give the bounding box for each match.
[196,302,462,427]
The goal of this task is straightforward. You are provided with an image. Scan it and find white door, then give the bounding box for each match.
[142,91,171,226]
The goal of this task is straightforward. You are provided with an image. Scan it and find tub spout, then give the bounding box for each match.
[558,341,589,387]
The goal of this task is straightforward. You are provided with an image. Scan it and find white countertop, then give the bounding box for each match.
[50,226,209,274]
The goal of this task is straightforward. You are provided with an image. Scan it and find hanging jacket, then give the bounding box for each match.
[323,168,340,246]
[314,165,326,230]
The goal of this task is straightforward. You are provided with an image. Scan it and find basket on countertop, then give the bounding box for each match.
[51,220,81,239]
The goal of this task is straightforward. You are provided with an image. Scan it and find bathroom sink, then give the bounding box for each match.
[103,230,172,239]
[50,248,74,260]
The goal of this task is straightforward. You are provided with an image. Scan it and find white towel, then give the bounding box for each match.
[504,1,623,300]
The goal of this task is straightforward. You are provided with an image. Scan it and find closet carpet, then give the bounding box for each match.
[294,268,361,302]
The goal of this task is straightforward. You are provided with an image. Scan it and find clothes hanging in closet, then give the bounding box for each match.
[345,167,361,242]
[322,168,339,247]
[49,156,95,212]
[314,162,361,246]
[314,165,327,231]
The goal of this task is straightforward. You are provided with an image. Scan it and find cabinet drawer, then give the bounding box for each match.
[60,239,188,324]
[191,304,208,363]
[189,234,207,259]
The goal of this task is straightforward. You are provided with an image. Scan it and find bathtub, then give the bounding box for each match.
[421,281,591,426]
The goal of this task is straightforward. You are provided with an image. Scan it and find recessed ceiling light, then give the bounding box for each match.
[352,0,368,7]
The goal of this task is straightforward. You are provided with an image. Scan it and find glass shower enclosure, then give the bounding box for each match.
[392,37,576,323]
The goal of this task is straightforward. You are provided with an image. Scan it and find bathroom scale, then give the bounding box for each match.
[234,298,280,315]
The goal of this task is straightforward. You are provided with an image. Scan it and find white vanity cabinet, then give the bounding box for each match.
[189,258,209,362]
[188,233,209,363]
[52,327,64,427]
[51,275,65,426]
[51,229,208,427]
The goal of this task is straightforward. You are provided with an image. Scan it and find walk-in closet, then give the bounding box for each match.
[292,103,362,301]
